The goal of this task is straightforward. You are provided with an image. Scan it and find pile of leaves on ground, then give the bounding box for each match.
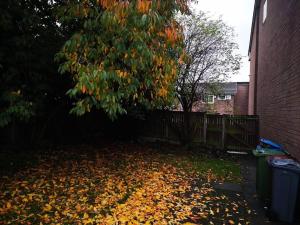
[0,144,252,224]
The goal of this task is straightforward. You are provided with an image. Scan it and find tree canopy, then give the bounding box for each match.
[56,0,192,119]
[0,0,71,127]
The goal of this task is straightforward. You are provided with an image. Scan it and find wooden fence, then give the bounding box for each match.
[139,111,259,151]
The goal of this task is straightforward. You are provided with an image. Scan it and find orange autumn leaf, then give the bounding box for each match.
[6,202,11,209]
[137,0,152,14]
[75,204,82,212]
[98,0,116,9]
[82,85,87,94]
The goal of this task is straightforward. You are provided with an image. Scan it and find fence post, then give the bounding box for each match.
[203,114,207,143]
[221,115,226,149]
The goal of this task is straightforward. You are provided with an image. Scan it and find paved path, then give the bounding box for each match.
[240,157,275,225]
[214,155,290,225]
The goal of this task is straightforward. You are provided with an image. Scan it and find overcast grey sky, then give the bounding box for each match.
[193,0,255,82]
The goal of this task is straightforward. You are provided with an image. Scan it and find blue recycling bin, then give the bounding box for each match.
[259,138,283,150]
[268,157,300,223]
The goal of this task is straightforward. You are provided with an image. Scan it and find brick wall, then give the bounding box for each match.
[249,18,257,115]
[252,0,300,159]
[234,83,249,115]
[192,97,235,115]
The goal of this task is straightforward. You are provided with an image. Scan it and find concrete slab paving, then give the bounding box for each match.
[240,156,293,225]
[213,182,243,193]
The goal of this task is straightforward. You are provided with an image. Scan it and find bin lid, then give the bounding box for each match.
[260,138,283,150]
[267,155,291,161]
[252,148,286,157]
[270,158,300,173]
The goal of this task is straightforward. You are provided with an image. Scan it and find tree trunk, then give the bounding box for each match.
[182,105,193,148]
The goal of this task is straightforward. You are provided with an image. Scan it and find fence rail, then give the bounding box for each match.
[139,111,259,151]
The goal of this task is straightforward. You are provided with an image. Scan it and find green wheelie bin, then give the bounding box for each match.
[252,148,286,205]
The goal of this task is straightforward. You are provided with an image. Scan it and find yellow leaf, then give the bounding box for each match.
[28,194,34,201]
[119,216,128,223]
[183,223,197,225]
[62,209,70,215]
[83,212,89,219]
[6,202,11,209]
[43,204,52,212]
[83,218,93,225]
[105,215,115,223]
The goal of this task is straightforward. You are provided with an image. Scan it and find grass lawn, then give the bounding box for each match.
[0,144,252,224]
[166,154,242,184]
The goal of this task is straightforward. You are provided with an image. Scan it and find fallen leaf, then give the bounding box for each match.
[43,204,52,212]
[6,202,11,209]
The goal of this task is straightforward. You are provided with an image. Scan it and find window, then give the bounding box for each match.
[205,95,214,104]
[217,95,231,100]
[225,95,231,100]
[263,0,268,23]
[217,95,226,100]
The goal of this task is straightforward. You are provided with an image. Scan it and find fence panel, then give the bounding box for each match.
[206,115,223,148]
[139,111,259,150]
[225,115,259,150]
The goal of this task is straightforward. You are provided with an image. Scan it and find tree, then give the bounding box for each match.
[56,0,192,119]
[175,12,241,144]
[176,12,240,113]
[0,0,69,125]
[0,0,73,144]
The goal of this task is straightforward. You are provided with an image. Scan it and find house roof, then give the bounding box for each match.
[196,82,240,95]
[237,82,250,85]
[220,82,238,95]
[248,0,261,55]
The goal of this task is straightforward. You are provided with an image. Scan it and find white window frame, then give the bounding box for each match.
[217,95,231,101]
[225,95,232,100]
[263,0,268,23]
[206,95,214,104]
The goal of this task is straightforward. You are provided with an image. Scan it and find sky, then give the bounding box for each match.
[193,0,255,82]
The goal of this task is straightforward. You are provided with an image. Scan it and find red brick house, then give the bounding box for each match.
[191,82,249,115]
[248,0,300,158]
[234,82,249,115]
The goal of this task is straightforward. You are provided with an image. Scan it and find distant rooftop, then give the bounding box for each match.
[197,82,249,95]
[221,82,237,95]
